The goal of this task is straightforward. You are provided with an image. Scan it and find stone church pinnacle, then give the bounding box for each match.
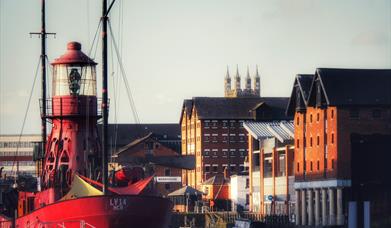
[224,65,261,98]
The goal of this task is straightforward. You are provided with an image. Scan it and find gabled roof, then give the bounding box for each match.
[167,186,204,197]
[308,68,391,106]
[243,121,294,143]
[179,99,194,122]
[202,175,230,185]
[114,133,154,156]
[180,97,290,122]
[286,74,314,116]
[297,74,314,101]
[99,124,181,152]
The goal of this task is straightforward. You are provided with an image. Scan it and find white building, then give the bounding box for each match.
[244,121,295,216]
[230,174,250,211]
[0,134,41,177]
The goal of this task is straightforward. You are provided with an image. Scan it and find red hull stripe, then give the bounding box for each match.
[11,195,172,228]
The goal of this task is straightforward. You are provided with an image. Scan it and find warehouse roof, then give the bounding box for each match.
[243,121,294,143]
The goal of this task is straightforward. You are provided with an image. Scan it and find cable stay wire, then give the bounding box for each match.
[84,18,103,161]
[86,19,105,128]
[88,19,103,58]
[10,57,41,177]
[109,20,117,160]
[45,56,52,100]
[112,0,124,155]
[108,19,140,124]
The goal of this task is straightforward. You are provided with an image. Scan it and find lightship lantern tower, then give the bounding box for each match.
[41,42,101,194]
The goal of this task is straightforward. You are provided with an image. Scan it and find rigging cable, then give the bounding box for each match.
[109,14,116,161]
[112,0,124,156]
[84,18,103,175]
[108,19,140,124]
[45,56,51,101]
[10,57,41,178]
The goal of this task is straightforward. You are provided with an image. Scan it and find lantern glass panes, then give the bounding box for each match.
[53,64,96,96]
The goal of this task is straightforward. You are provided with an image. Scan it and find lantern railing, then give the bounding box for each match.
[40,97,107,119]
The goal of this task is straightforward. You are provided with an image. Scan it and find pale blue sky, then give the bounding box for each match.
[0,0,390,134]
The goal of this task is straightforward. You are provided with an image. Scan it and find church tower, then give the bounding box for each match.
[224,66,232,97]
[253,65,261,96]
[234,65,241,95]
[224,65,260,98]
[245,66,252,93]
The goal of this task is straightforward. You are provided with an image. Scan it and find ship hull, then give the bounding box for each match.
[10,195,172,228]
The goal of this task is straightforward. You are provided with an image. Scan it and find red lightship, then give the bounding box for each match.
[0,42,172,228]
[0,1,173,227]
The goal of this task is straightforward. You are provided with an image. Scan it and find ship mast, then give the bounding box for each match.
[40,0,47,170]
[101,0,118,195]
[102,0,109,195]
[30,0,55,176]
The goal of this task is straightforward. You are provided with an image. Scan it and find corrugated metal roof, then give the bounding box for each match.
[243,121,294,143]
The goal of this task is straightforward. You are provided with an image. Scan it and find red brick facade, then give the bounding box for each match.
[181,113,247,189]
[295,106,391,182]
[287,68,391,226]
[180,97,289,190]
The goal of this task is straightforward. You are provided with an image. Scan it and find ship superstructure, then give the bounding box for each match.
[42,42,101,194]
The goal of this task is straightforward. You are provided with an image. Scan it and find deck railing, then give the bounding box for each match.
[35,219,96,228]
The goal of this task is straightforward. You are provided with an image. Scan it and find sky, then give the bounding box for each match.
[0,0,390,134]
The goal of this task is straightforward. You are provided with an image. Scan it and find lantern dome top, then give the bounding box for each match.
[52,41,97,65]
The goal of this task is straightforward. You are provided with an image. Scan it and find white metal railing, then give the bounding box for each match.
[36,219,96,228]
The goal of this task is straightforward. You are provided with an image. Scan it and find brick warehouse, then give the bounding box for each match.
[180,67,290,190]
[286,68,391,227]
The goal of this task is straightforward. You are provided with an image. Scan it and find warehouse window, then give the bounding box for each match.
[164,168,171,176]
[165,184,171,190]
[373,109,381,119]
[349,108,359,119]
[264,154,273,177]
